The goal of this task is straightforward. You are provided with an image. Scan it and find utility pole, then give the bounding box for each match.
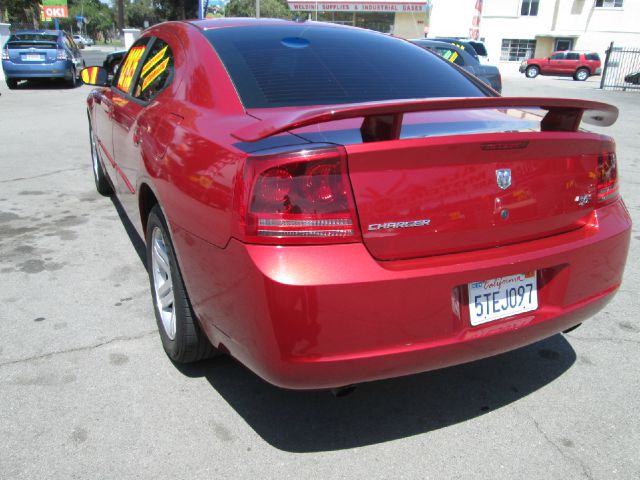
[117,0,125,37]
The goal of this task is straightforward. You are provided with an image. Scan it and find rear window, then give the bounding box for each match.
[565,52,579,60]
[203,25,485,109]
[469,41,488,56]
[7,33,58,49]
[585,53,601,61]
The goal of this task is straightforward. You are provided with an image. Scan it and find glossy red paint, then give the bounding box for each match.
[86,19,631,389]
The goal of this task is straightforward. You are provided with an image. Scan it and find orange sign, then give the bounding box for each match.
[43,5,68,18]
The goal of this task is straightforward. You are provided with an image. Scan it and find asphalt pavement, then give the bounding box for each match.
[0,64,638,479]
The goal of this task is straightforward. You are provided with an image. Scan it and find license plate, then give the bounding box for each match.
[24,54,43,61]
[468,272,538,326]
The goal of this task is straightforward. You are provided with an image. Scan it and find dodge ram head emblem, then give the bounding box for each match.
[496,169,512,190]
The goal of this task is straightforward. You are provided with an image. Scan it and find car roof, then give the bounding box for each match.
[186,17,351,31]
[13,29,62,35]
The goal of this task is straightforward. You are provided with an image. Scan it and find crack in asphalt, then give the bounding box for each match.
[0,167,85,184]
[0,330,157,368]
[512,405,595,480]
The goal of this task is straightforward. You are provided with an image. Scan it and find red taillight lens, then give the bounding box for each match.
[56,49,67,60]
[238,146,360,244]
[597,152,618,203]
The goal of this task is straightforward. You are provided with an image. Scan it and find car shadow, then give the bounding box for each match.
[109,195,147,268]
[8,79,78,90]
[176,334,576,452]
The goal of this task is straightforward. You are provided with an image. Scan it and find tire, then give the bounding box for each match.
[525,66,539,78]
[6,78,17,89]
[67,67,77,88]
[574,68,589,81]
[146,205,218,363]
[89,119,113,196]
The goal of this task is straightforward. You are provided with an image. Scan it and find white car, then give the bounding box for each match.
[73,35,93,48]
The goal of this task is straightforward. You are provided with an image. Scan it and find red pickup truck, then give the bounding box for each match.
[520,51,602,81]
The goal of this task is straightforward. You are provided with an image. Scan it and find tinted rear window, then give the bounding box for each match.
[9,33,57,42]
[586,53,600,61]
[8,33,58,49]
[203,25,485,109]
[469,41,487,56]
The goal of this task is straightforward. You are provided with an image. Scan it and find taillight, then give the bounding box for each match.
[56,49,68,60]
[237,146,360,245]
[596,152,618,203]
[2,47,8,60]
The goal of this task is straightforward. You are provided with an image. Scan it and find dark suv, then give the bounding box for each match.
[2,30,84,89]
[519,51,601,81]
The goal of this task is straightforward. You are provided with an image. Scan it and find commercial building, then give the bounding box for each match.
[286,0,431,38]
[429,0,640,65]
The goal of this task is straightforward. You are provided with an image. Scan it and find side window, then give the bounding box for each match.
[550,52,565,60]
[434,47,465,66]
[114,38,150,94]
[565,52,579,60]
[133,39,174,102]
[586,53,600,61]
[63,35,74,51]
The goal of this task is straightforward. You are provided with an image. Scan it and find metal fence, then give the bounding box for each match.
[600,42,640,91]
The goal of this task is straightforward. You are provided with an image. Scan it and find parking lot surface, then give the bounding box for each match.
[0,69,639,479]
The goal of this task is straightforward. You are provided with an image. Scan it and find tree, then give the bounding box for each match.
[225,0,291,19]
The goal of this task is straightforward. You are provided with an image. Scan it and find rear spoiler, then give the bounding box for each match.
[232,97,618,143]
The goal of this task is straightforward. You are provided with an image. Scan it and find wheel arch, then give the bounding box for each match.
[139,182,159,235]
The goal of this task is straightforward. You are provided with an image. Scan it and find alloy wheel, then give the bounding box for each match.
[151,227,176,340]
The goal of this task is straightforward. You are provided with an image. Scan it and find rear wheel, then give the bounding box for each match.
[67,67,77,88]
[6,78,17,89]
[525,66,539,78]
[89,120,113,196]
[146,205,218,363]
[574,68,589,81]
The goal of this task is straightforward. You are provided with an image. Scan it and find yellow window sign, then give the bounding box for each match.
[141,45,168,78]
[116,45,146,93]
[141,57,170,93]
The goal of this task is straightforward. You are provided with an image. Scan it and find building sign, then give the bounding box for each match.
[288,0,428,12]
[39,0,69,20]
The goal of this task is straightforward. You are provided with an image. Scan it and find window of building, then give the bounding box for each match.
[521,0,540,16]
[500,39,536,61]
[594,0,623,7]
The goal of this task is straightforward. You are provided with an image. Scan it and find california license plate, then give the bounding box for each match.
[24,54,43,61]
[468,272,538,326]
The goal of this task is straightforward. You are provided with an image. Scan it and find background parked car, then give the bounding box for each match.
[73,34,93,47]
[624,70,640,85]
[72,34,86,49]
[2,30,84,88]
[432,37,491,64]
[411,39,502,93]
[102,49,126,78]
[519,51,601,81]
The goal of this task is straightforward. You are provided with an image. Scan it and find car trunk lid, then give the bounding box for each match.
[345,131,610,260]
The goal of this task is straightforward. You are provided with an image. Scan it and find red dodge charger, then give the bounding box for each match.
[82,19,631,390]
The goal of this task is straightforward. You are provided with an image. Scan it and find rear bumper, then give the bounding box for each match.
[174,200,631,389]
[2,59,73,79]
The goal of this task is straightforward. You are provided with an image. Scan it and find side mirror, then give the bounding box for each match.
[80,66,109,86]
